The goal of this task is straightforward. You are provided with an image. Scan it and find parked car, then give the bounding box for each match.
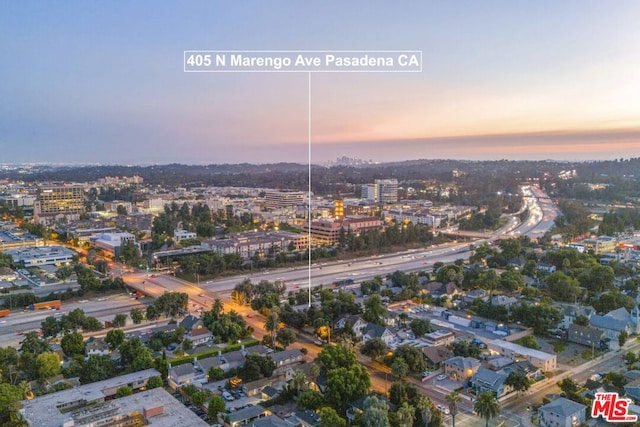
[436,374,447,381]
[222,391,234,402]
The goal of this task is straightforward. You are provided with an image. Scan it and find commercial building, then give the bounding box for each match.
[0,228,43,251]
[303,220,342,245]
[90,232,136,257]
[422,330,455,346]
[264,191,305,210]
[4,245,77,267]
[361,179,399,204]
[34,183,85,224]
[582,235,617,255]
[20,381,207,427]
[488,339,557,372]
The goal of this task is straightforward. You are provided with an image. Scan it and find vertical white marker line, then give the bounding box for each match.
[308,72,312,307]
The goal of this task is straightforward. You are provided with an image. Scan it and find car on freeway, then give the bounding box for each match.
[246,314,253,318]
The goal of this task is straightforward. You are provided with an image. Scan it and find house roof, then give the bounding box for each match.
[422,346,452,365]
[472,367,507,389]
[538,397,586,416]
[262,386,280,398]
[170,363,197,378]
[293,410,321,426]
[227,405,269,423]
[568,323,604,339]
[590,314,629,332]
[179,314,202,330]
[252,415,289,427]
[270,349,303,364]
[363,323,397,339]
[444,356,480,371]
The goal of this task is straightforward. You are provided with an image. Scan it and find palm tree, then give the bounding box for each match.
[397,402,416,427]
[446,391,461,427]
[417,396,433,427]
[474,392,500,427]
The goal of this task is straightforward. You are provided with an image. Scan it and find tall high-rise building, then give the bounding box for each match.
[375,179,398,203]
[361,184,378,202]
[34,184,85,224]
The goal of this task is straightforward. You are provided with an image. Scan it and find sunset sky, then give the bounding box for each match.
[1,1,640,164]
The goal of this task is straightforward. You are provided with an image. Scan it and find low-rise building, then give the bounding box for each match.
[488,339,557,372]
[90,232,136,256]
[422,330,455,346]
[538,397,586,427]
[470,367,509,397]
[20,385,208,427]
[4,245,77,267]
[443,356,481,381]
[567,324,607,349]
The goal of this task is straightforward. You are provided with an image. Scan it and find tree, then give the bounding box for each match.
[574,315,589,326]
[317,344,358,374]
[396,402,416,427]
[505,371,530,396]
[36,352,61,383]
[61,332,85,357]
[105,329,125,350]
[115,386,133,398]
[276,328,297,349]
[208,366,224,381]
[289,369,308,395]
[0,382,27,425]
[446,391,461,427]
[296,389,324,410]
[619,330,629,347]
[147,376,163,389]
[112,314,127,328]
[20,332,49,355]
[130,308,144,324]
[79,355,117,384]
[325,365,371,413]
[474,392,500,427]
[319,407,346,427]
[391,357,410,379]
[362,396,390,427]
[410,318,432,337]
[41,316,61,338]
[363,294,386,325]
[192,390,208,407]
[393,345,427,374]
[119,338,154,372]
[361,338,388,361]
[208,395,226,419]
[517,335,540,350]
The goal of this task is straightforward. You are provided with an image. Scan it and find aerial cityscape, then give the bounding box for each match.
[2,2,640,427]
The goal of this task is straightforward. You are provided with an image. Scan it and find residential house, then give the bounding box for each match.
[567,324,607,349]
[85,337,110,357]
[624,378,640,402]
[284,410,321,427]
[559,305,596,329]
[443,356,481,381]
[470,367,509,397]
[590,307,639,348]
[362,323,397,346]
[224,405,270,427]
[422,282,461,298]
[489,295,518,307]
[538,397,586,427]
[422,346,453,369]
[168,363,204,388]
[252,415,289,427]
[179,315,212,346]
[242,378,275,397]
[334,315,368,338]
[463,289,487,305]
[270,349,304,377]
[499,360,543,381]
[537,263,556,274]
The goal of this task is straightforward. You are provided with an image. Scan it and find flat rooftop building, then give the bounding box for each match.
[4,245,77,267]
[20,385,208,427]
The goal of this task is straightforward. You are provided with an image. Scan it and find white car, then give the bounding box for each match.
[436,374,447,381]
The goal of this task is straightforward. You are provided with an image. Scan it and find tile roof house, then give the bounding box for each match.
[443,356,481,381]
[537,397,586,427]
[471,367,509,397]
